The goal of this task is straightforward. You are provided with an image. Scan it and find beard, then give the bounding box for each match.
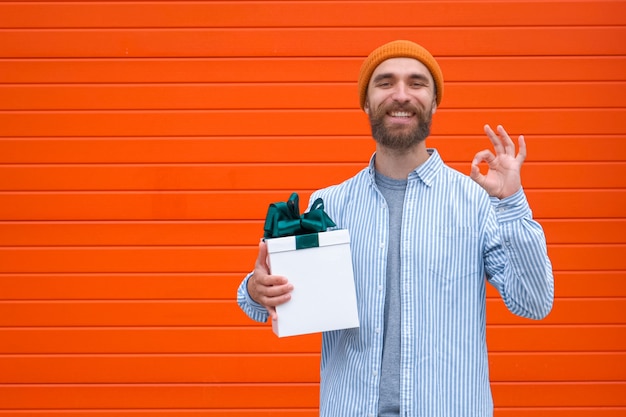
[368,102,433,151]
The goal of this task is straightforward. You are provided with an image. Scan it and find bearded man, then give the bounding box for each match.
[237,40,554,417]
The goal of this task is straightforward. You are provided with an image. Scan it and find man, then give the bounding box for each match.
[237,40,554,417]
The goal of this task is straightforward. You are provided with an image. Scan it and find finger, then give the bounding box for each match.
[516,134,527,164]
[252,269,290,293]
[249,272,292,311]
[259,289,292,305]
[496,125,516,156]
[472,149,496,168]
[470,149,495,186]
[260,281,293,298]
[254,242,288,284]
[254,240,270,273]
[484,124,505,156]
[469,162,484,185]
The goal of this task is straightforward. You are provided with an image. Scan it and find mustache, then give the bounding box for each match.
[388,102,419,112]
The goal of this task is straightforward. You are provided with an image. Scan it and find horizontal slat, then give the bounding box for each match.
[489,298,626,325]
[1,162,624,191]
[1,57,624,84]
[0,354,321,383]
[2,1,624,28]
[1,109,624,137]
[0,410,622,417]
[547,245,626,271]
[0,325,623,354]
[0,136,372,164]
[489,352,626,382]
[0,383,319,409]
[0,328,322,355]
[526,190,626,219]
[0,163,364,191]
[0,27,624,58]
[0,190,622,220]
[0,137,376,164]
[0,412,318,417]
[0,301,259,327]
[492,382,626,407]
[0,246,258,273]
[0,219,622,246]
[0,221,264,246]
[0,190,308,221]
[448,82,626,109]
[1,136,624,164]
[2,82,624,110]
[486,325,626,352]
[0,271,622,301]
[0,273,244,300]
[548,271,626,298]
[0,244,622,273]
[541,220,626,244]
[0,382,623,409]
[495,409,626,417]
[0,410,617,417]
[1,298,624,327]
[0,352,622,383]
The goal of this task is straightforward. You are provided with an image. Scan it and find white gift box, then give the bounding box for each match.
[265,229,360,337]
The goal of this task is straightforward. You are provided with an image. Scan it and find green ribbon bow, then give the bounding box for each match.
[263,193,336,240]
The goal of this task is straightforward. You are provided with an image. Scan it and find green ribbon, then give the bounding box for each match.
[295,233,319,250]
[263,193,336,242]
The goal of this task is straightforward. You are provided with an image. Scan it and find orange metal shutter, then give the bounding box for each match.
[0,1,624,416]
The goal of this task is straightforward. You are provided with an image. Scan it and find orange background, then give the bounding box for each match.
[1,1,625,416]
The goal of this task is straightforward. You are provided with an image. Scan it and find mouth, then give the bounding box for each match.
[386,110,416,124]
[388,111,414,118]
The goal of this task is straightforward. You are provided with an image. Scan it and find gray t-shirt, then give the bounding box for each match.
[375,170,407,417]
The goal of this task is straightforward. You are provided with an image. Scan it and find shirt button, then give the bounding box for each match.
[372,370,378,376]
[375,327,381,334]
[378,285,383,291]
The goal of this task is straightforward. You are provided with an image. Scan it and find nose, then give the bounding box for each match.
[391,82,410,103]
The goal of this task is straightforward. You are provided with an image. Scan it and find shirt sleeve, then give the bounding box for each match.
[236,272,270,323]
[484,188,555,320]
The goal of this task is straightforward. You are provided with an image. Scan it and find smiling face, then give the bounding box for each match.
[363,57,438,151]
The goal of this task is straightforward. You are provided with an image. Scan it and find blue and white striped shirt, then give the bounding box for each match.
[237,149,554,417]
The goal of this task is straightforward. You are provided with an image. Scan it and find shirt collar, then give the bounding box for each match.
[367,148,443,187]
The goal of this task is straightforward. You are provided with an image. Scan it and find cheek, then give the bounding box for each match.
[367,97,389,116]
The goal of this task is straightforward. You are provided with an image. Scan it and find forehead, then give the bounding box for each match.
[370,57,433,83]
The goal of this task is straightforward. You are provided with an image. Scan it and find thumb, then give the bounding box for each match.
[255,240,270,273]
[266,306,278,322]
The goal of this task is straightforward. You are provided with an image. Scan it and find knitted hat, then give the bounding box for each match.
[357,40,443,110]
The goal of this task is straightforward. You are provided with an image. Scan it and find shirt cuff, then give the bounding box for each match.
[490,188,532,223]
[237,272,270,323]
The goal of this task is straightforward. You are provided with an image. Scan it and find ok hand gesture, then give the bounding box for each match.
[470,124,526,199]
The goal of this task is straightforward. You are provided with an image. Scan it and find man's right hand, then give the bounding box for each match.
[247,240,294,321]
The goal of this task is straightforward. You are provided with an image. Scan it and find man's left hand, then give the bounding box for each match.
[470,124,526,199]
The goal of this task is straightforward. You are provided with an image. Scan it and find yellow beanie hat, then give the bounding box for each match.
[357,40,444,110]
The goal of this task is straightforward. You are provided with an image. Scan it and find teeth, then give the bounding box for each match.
[390,111,412,117]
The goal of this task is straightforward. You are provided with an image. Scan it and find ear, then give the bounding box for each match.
[363,99,371,115]
[431,100,437,115]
